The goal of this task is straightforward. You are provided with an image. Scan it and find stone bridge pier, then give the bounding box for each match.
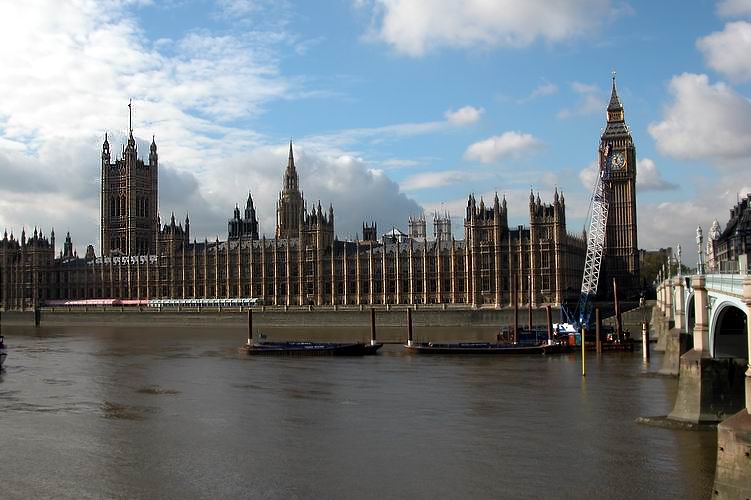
[658,276,693,376]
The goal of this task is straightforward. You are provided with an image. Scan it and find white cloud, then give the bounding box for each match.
[578,160,598,190]
[515,82,559,104]
[637,158,678,191]
[464,131,544,164]
[636,174,751,253]
[0,1,424,251]
[196,145,422,240]
[358,0,613,56]
[717,0,751,17]
[558,81,605,119]
[697,21,751,82]
[401,170,490,191]
[444,106,484,125]
[648,73,751,161]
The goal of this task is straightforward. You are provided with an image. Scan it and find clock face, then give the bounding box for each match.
[611,151,626,170]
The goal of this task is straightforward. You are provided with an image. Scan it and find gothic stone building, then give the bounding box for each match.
[0,141,586,309]
[600,77,640,298]
[0,84,649,309]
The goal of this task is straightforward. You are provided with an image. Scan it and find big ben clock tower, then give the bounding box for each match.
[600,74,639,298]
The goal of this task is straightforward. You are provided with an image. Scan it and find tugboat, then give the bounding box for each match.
[0,335,6,369]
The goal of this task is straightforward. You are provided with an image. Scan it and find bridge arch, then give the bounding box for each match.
[685,292,695,351]
[710,299,748,360]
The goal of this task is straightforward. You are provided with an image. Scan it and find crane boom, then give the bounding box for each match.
[576,143,614,327]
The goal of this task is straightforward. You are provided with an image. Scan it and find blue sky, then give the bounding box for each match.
[1,0,751,257]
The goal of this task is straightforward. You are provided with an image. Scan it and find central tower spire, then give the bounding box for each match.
[283,140,299,192]
[607,73,624,122]
[127,99,135,148]
[276,140,304,239]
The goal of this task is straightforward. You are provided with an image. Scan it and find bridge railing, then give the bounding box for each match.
[705,273,746,297]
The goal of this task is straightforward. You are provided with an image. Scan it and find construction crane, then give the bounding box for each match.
[574,142,615,329]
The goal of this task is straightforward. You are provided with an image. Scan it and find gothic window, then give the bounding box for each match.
[110,197,116,217]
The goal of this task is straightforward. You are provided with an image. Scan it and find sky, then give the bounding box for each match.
[1,0,751,261]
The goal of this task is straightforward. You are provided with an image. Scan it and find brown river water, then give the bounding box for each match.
[0,324,716,499]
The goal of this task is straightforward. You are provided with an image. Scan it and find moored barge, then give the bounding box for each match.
[240,341,383,356]
[404,341,563,355]
[239,309,383,356]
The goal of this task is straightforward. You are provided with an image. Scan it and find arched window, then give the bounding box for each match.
[111,196,117,217]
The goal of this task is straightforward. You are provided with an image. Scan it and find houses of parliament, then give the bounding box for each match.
[0,79,639,310]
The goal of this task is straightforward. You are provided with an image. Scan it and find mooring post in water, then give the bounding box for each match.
[247,309,253,345]
[528,298,532,332]
[581,325,587,377]
[545,305,553,345]
[34,306,40,327]
[642,321,650,361]
[595,306,602,354]
[613,278,622,340]
[406,308,413,346]
[370,307,377,346]
[513,280,518,343]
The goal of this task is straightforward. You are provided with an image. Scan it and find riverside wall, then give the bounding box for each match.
[1,306,558,329]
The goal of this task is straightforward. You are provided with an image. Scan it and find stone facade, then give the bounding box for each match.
[100,104,159,257]
[710,194,751,270]
[600,76,640,298]
[5,99,662,309]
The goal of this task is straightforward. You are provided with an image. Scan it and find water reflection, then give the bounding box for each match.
[0,324,715,499]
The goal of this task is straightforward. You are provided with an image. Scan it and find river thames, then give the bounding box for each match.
[0,324,715,499]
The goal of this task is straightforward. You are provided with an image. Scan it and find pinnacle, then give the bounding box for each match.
[608,73,623,112]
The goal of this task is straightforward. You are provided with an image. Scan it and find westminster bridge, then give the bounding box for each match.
[654,268,750,498]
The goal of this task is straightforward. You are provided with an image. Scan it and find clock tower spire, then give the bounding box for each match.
[599,73,639,298]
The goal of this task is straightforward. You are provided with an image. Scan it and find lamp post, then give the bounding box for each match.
[696,225,704,275]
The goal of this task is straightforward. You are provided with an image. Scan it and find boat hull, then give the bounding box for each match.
[240,342,383,356]
[404,342,562,355]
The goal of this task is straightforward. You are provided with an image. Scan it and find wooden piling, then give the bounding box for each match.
[595,306,602,354]
[247,309,253,345]
[370,307,377,346]
[407,308,413,346]
[581,325,587,377]
[642,321,650,361]
[513,280,518,343]
[545,305,553,345]
[613,278,622,340]
[34,306,40,327]
[528,296,533,331]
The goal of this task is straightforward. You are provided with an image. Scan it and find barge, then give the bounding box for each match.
[240,341,382,356]
[404,341,563,355]
[239,309,383,356]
